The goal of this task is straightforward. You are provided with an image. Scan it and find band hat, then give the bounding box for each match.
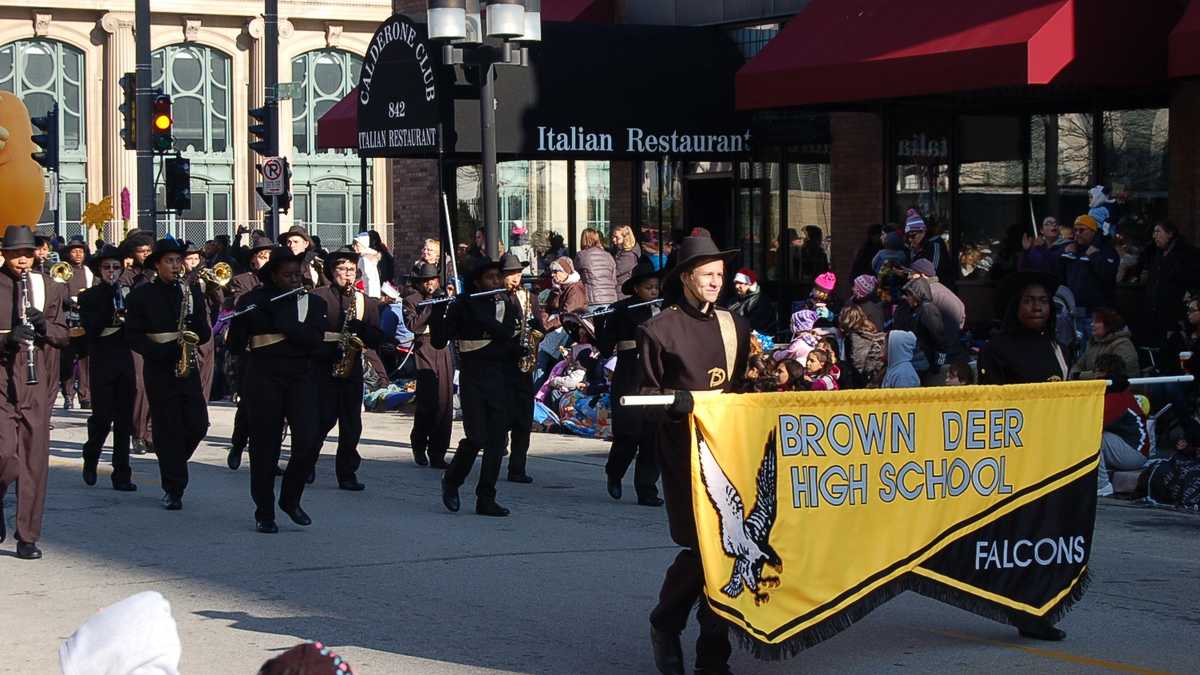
[409,261,440,281]
[257,246,306,284]
[145,237,188,268]
[322,246,359,282]
[63,236,88,252]
[86,244,125,274]
[498,252,529,274]
[621,259,663,296]
[183,240,204,255]
[119,231,155,257]
[247,234,276,253]
[663,235,737,290]
[1,225,37,251]
[278,225,313,246]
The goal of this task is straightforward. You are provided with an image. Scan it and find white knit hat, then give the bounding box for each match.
[60,591,181,675]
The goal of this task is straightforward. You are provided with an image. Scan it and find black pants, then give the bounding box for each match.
[506,366,534,478]
[230,358,249,452]
[445,364,508,502]
[60,342,89,401]
[606,409,660,500]
[317,375,363,481]
[410,369,452,463]
[144,370,209,497]
[650,548,732,669]
[244,363,322,522]
[82,357,134,484]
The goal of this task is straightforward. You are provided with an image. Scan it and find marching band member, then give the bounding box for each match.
[279,225,326,290]
[119,231,156,455]
[440,259,521,517]
[182,241,225,401]
[226,235,274,471]
[402,262,453,469]
[0,226,69,559]
[312,247,385,491]
[597,260,663,506]
[500,253,536,484]
[77,245,137,492]
[640,236,750,675]
[58,236,93,410]
[225,247,328,533]
[124,239,212,511]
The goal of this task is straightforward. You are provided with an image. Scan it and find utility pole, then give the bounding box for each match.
[135,0,155,233]
[264,0,280,239]
[480,55,499,260]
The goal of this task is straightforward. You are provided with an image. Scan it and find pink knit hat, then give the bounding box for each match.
[814,272,837,293]
[852,274,877,300]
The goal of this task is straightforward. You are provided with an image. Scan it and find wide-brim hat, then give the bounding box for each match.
[145,238,187,268]
[119,231,155,259]
[278,225,312,246]
[621,260,663,296]
[663,236,737,289]
[322,246,358,282]
[498,252,529,274]
[86,244,124,274]
[63,236,87,252]
[248,235,275,253]
[1,225,37,251]
[258,246,305,284]
[410,262,440,281]
[183,240,204,255]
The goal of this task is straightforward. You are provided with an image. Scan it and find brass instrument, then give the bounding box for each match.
[197,261,232,287]
[49,261,74,283]
[18,271,38,385]
[174,281,200,378]
[517,285,544,374]
[113,283,127,325]
[333,285,365,378]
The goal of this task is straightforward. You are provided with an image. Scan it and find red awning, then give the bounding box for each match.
[1170,0,1200,77]
[316,85,358,150]
[738,0,1076,109]
[543,0,613,23]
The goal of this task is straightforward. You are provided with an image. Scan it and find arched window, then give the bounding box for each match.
[291,49,366,246]
[0,39,88,229]
[152,44,234,240]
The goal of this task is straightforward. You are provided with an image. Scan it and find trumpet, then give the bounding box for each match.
[197,261,232,287]
[49,261,73,283]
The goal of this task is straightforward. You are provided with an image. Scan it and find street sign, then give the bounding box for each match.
[275,82,302,100]
[261,157,285,196]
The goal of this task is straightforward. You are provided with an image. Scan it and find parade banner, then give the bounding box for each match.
[689,382,1103,657]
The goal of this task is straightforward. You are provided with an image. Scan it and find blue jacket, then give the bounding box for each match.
[1058,238,1119,310]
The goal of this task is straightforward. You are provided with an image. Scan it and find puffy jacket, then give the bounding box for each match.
[575,247,619,305]
[1059,238,1119,310]
[1070,326,1140,380]
[537,275,588,331]
[612,243,642,296]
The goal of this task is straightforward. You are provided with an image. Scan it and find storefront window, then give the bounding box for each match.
[1104,109,1169,279]
[735,162,765,275]
[957,115,1025,282]
[640,160,682,268]
[785,162,832,283]
[575,161,610,234]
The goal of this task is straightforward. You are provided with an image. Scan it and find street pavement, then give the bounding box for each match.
[3,401,1199,674]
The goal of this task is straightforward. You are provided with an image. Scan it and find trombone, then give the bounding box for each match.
[197,262,232,287]
[49,261,74,283]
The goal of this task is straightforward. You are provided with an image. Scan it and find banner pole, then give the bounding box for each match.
[1122,375,1193,385]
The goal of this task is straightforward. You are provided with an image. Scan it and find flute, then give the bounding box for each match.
[581,298,662,319]
[229,287,307,319]
[416,287,507,306]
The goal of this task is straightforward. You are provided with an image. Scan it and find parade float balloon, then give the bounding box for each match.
[0,91,48,234]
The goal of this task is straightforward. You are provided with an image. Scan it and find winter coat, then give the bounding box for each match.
[574,247,619,305]
[872,232,908,274]
[1058,238,1119,310]
[729,287,777,335]
[1070,326,1140,380]
[896,278,948,372]
[612,243,643,296]
[910,235,957,290]
[845,328,886,387]
[929,280,965,331]
[978,329,1068,385]
[1020,238,1069,277]
[852,297,886,333]
[881,330,920,388]
[1142,239,1200,343]
[537,274,588,331]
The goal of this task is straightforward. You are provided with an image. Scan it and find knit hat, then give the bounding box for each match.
[904,208,927,233]
[549,256,574,275]
[59,591,181,675]
[814,272,837,293]
[774,332,819,364]
[852,274,877,300]
[791,309,817,336]
[734,268,756,285]
[908,258,936,278]
[259,641,353,675]
[1073,214,1099,232]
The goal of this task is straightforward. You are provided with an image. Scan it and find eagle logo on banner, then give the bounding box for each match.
[699,431,782,606]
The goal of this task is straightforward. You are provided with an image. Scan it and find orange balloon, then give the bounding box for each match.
[0,91,48,234]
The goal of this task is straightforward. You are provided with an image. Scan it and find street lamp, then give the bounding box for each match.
[427,0,541,260]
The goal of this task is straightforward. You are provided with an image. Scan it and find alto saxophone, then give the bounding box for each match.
[517,285,544,374]
[333,286,365,378]
[174,281,200,378]
[18,271,38,385]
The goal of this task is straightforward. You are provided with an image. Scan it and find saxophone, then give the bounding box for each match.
[174,281,199,378]
[332,285,365,378]
[517,285,544,373]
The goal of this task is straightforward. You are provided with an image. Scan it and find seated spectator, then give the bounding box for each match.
[851,274,885,330]
[774,359,806,392]
[802,349,840,391]
[730,268,777,334]
[882,330,920,389]
[1093,354,1149,497]
[259,641,354,675]
[1070,307,1139,380]
[839,303,886,388]
[978,271,1069,385]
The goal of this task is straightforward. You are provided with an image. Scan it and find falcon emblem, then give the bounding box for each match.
[698,431,782,606]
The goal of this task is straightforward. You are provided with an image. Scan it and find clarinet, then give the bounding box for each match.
[18,271,38,385]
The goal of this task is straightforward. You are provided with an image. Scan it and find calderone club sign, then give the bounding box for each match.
[357,14,442,157]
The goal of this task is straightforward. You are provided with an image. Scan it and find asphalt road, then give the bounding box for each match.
[2,402,1198,674]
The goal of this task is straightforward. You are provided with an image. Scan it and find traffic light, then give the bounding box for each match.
[119,72,136,150]
[164,156,191,212]
[248,105,273,157]
[30,104,59,173]
[152,95,173,152]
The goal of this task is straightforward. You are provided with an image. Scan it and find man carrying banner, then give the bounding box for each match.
[639,236,751,675]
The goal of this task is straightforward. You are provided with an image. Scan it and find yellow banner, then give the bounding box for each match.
[689,382,1103,651]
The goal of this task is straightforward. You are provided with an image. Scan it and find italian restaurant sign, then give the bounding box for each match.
[357,14,442,157]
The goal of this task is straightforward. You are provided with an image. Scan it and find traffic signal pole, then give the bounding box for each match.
[265,0,279,240]
[135,0,155,233]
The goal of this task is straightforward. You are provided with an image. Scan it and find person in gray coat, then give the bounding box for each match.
[610,225,643,298]
[575,227,619,307]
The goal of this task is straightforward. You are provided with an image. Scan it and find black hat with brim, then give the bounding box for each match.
[322,246,358,283]
[64,236,87,252]
[410,262,440,281]
[258,246,305,285]
[498,252,529,274]
[183,240,204,255]
[278,225,312,246]
[87,244,124,274]
[662,236,737,290]
[249,235,275,253]
[1,225,37,251]
[621,260,664,296]
[145,238,187,268]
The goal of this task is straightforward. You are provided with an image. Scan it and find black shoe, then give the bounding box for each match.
[650,626,685,675]
[413,449,429,466]
[638,496,665,507]
[508,473,533,484]
[475,500,510,517]
[82,461,98,486]
[441,477,460,513]
[279,503,312,527]
[161,493,183,510]
[274,465,284,477]
[131,440,147,456]
[694,667,734,675]
[143,439,155,453]
[428,456,450,470]
[112,480,138,492]
[256,520,278,534]
[1016,620,1066,641]
[607,477,622,501]
[15,541,42,560]
[226,447,242,470]
[338,479,366,491]
[306,469,316,484]
[79,399,91,409]
[62,396,73,411]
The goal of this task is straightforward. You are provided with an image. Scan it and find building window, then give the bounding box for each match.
[0,39,87,233]
[730,23,781,59]
[291,49,362,156]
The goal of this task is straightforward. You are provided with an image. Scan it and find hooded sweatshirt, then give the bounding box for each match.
[882,330,920,388]
[897,277,948,370]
